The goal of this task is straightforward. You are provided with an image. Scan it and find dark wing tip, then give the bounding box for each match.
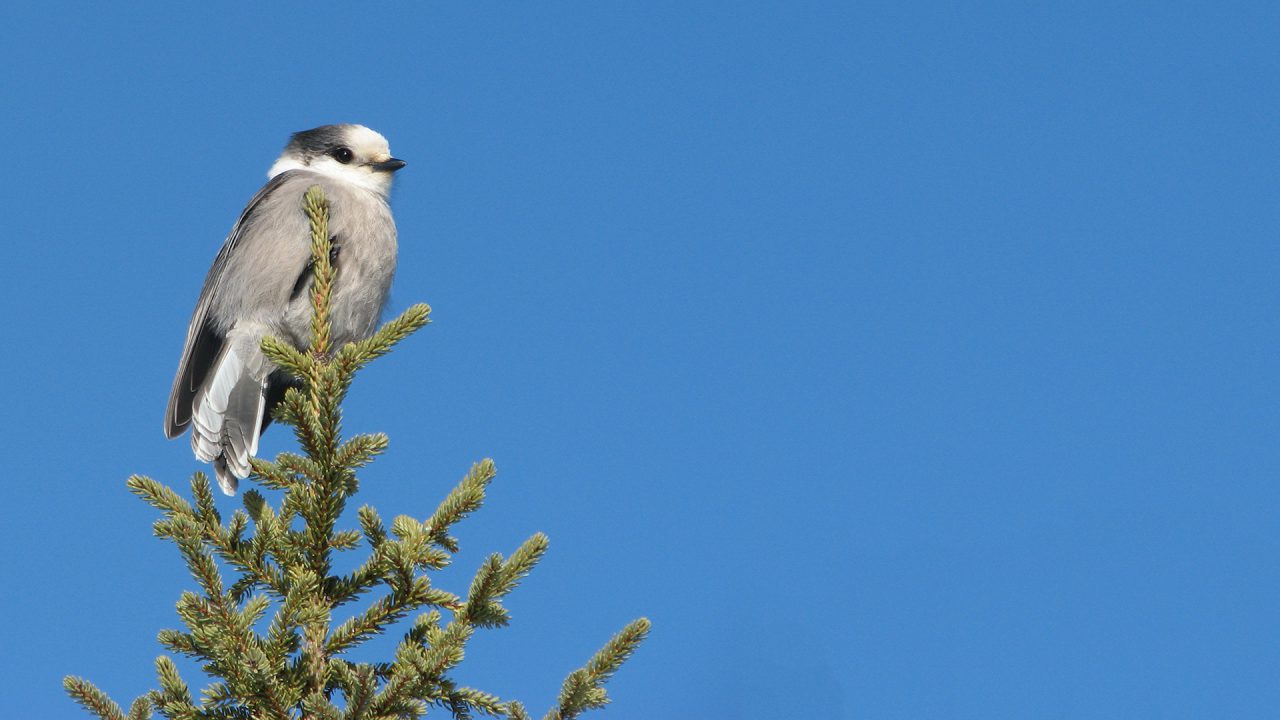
[163,412,188,439]
[165,318,223,441]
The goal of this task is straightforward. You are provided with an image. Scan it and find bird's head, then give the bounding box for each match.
[269,124,406,196]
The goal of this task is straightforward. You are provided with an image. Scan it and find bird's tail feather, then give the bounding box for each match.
[190,339,270,496]
[214,456,238,496]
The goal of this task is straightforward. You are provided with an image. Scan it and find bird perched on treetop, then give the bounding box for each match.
[164,124,405,495]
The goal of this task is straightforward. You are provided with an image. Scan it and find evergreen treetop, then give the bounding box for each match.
[65,185,649,720]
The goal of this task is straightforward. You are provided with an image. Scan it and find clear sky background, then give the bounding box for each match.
[1,2,1277,718]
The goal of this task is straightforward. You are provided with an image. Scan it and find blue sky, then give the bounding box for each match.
[1,2,1278,718]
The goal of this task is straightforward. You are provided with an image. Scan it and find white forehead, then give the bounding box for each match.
[346,125,390,154]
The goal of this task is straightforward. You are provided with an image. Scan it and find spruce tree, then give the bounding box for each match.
[64,186,649,720]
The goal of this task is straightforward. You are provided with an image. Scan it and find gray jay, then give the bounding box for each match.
[165,124,405,495]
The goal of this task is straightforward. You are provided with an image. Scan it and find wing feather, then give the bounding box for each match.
[164,171,300,437]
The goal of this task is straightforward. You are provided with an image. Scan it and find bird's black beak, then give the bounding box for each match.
[371,158,407,173]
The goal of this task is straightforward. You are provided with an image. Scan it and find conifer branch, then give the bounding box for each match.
[259,335,311,377]
[67,186,647,719]
[425,460,497,553]
[151,656,198,719]
[64,677,131,720]
[126,697,154,720]
[335,303,431,377]
[543,618,652,720]
[303,185,334,359]
[128,475,194,517]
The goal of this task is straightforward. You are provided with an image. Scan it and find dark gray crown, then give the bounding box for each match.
[284,125,355,158]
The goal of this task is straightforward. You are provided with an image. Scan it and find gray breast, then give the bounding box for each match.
[280,175,398,349]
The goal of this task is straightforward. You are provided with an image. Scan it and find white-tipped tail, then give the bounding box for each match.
[190,333,271,495]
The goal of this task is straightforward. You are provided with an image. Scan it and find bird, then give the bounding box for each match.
[164,124,406,495]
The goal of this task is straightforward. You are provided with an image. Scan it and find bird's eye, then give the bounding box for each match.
[332,147,354,164]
